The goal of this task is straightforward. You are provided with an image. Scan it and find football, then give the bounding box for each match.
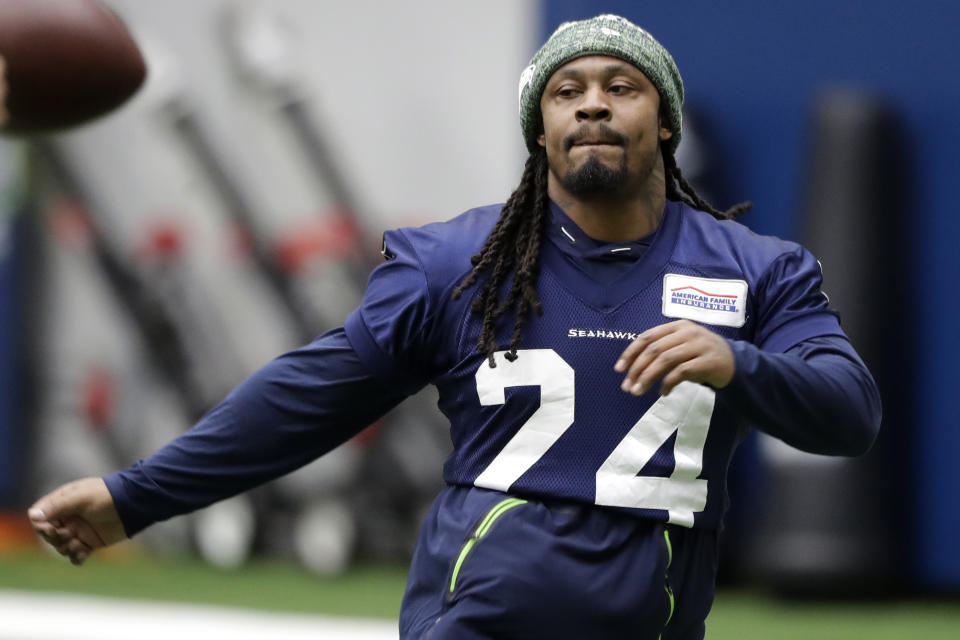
[0,0,146,134]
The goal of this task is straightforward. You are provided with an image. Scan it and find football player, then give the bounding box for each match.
[30,15,880,639]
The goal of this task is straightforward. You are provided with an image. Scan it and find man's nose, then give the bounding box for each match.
[576,86,611,122]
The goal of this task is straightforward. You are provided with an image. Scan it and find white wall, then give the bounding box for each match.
[102,0,537,229]
[38,0,540,400]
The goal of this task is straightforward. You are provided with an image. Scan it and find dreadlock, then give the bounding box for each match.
[451,147,549,367]
[662,147,753,220]
[453,142,751,367]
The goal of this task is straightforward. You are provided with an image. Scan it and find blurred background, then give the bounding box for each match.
[0,0,958,638]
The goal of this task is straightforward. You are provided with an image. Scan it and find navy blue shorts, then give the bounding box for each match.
[400,486,719,639]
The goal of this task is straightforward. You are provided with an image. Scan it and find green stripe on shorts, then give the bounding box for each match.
[448,497,528,594]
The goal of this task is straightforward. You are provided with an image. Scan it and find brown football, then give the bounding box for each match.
[0,0,146,134]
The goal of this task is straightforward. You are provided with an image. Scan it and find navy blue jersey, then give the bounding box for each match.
[105,198,878,542]
[345,200,845,530]
[100,197,878,640]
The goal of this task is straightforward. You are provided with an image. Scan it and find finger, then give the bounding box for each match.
[615,322,682,369]
[628,343,697,396]
[619,320,703,381]
[660,339,735,395]
[35,529,60,547]
[65,516,108,550]
[56,538,91,556]
[54,541,73,556]
[34,522,74,547]
[36,528,68,548]
[67,537,93,556]
[615,336,649,372]
[614,321,684,372]
[29,480,86,525]
[625,322,721,392]
[621,333,689,393]
[27,506,47,523]
[31,520,57,539]
[660,359,708,397]
[55,536,92,561]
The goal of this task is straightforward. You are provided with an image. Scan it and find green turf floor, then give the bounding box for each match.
[0,549,957,639]
[0,549,408,618]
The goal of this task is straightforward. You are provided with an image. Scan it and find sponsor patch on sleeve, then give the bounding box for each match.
[662,274,748,327]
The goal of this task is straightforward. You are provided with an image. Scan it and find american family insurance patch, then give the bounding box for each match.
[662,274,748,328]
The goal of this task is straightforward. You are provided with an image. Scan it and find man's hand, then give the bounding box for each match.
[28,478,126,566]
[614,319,735,397]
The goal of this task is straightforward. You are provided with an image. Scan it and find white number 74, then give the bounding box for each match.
[473,349,715,528]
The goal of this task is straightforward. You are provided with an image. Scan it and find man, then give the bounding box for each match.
[29,15,880,639]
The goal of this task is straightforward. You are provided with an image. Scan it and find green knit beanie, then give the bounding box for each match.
[519,14,684,154]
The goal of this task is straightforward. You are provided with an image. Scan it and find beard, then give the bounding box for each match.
[561,154,629,199]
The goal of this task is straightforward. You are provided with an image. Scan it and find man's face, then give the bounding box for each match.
[538,55,672,200]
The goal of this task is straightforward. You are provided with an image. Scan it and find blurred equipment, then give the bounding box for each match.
[291,497,358,576]
[192,495,257,570]
[220,3,450,564]
[221,4,376,271]
[37,144,210,419]
[0,0,146,134]
[750,91,908,595]
[138,34,369,573]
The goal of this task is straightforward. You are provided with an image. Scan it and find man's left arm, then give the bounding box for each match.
[615,321,880,455]
[719,334,881,455]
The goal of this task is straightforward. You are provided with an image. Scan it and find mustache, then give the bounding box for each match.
[563,125,629,151]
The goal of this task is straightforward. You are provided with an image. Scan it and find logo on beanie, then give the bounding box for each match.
[518,64,536,114]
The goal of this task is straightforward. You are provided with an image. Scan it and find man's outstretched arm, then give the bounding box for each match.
[29,327,413,564]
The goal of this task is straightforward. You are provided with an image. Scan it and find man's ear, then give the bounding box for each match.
[537,132,546,147]
[659,117,673,141]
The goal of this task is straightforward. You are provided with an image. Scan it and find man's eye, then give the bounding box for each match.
[609,85,631,94]
[557,88,579,98]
